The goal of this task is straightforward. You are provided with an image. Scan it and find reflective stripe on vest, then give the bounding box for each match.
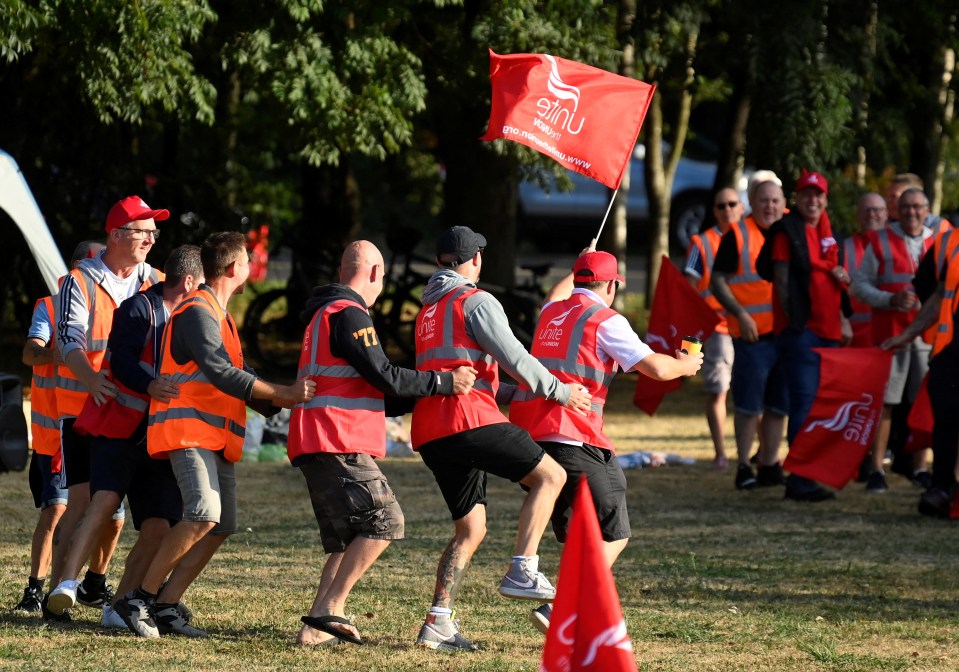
[724,218,774,339]
[288,298,386,460]
[509,294,617,449]
[30,297,60,456]
[869,228,934,342]
[147,288,246,461]
[55,267,161,417]
[690,227,728,334]
[411,286,507,448]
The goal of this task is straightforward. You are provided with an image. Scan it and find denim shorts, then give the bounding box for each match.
[731,335,789,416]
[28,452,67,510]
[298,452,404,553]
[169,448,237,536]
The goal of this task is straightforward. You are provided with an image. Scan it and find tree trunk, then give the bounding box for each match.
[930,38,956,215]
[645,28,699,303]
[713,62,752,195]
[599,0,637,311]
[854,1,878,187]
[441,139,517,288]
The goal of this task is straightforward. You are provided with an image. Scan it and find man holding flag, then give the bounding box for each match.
[511,247,702,634]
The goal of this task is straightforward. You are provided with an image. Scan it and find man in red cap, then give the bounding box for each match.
[47,196,167,616]
[759,170,852,502]
[511,245,703,633]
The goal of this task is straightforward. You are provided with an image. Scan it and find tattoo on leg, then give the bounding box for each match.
[433,541,471,609]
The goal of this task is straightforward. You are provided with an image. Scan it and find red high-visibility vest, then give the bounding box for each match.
[868,228,934,342]
[287,299,386,460]
[509,293,616,449]
[843,233,873,347]
[411,286,507,447]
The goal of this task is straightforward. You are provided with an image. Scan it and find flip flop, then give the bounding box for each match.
[300,615,364,645]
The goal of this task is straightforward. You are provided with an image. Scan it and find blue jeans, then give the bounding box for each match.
[731,335,789,416]
[776,328,838,444]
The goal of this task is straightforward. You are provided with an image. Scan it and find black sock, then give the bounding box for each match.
[28,576,45,591]
[83,570,106,591]
[134,587,157,603]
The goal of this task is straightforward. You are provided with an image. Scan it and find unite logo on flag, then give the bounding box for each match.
[482,50,655,189]
[803,393,877,446]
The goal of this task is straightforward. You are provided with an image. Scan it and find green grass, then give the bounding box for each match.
[1,375,959,670]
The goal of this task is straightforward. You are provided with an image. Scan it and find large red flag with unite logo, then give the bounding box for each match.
[632,256,720,415]
[481,50,655,189]
[541,477,637,672]
[784,348,894,489]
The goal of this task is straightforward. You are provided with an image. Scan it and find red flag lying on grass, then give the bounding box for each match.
[905,373,933,453]
[632,256,720,415]
[481,50,655,189]
[784,348,894,489]
[541,477,637,672]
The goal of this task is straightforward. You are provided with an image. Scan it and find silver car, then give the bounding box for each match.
[518,142,750,251]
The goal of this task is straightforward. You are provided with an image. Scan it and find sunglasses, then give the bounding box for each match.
[714,201,739,210]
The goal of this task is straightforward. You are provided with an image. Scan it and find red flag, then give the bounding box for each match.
[481,50,655,189]
[632,256,720,415]
[542,477,637,672]
[784,348,894,489]
[905,373,933,453]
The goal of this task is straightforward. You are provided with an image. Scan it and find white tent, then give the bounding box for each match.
[0,150,68,294]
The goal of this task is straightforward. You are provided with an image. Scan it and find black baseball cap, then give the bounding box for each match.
[436,226,487,267]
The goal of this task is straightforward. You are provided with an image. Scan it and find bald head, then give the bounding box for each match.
[856,192,887,232]
[339,240,385,305]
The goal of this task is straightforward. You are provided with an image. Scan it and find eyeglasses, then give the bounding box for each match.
[614,280,621,290]
[115,227,160,240]
[862,207,887,214]
[714,201,739,209]
[901,203,929,211]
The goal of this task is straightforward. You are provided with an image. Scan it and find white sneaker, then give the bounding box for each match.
[498,556,556,601]
[47,579,80,616]
[101,604,126,629]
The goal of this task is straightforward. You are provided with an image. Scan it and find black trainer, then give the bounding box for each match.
[865,471,888,494]
[912,470,933,490]
[13,585,43,614]
[784,475,835,502]
[735,464,757,490]
[77,581,114,608]
[918,486,953,518]
[40,594,72,623]
[113,592,160,638]
[756,463,785,487]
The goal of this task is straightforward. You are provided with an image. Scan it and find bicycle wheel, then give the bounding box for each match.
[242,288,305,375]
[374,288,422,367]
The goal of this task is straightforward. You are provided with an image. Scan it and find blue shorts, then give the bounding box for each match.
[90,436,182,531]
[28,452,67,510]
[731,335,789,416]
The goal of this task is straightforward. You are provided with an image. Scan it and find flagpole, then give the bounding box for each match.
[593,189,619,242]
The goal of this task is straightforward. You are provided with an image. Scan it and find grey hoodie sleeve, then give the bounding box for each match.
[464,292,571,404]
[170,306,257,400]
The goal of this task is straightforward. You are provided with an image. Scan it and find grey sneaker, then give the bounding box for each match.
[498,556,556,601]
[46,579,80,616]
[155,604,208,638]
[530,603,552,634]
[416,613,478,651]
[101,604,126,629]
[113,593,160,639]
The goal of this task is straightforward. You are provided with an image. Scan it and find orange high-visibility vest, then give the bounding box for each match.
[933,254,959,357]
[724,217,774,338]
[411,286,507,448]
[147,288,246,462]
[688,226,728,335]
[287,298,386,460]
[868,228,934,342]
[30,297,60,456]
[55,266,161,418]
[510,293,616,449]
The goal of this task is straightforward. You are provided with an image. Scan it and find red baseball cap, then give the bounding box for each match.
[573,251,625,283]
[105,196,170,233]
[795,169,828,195]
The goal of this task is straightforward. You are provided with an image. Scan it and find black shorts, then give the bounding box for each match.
[90,436,182,530]
[61,417,92,488]
[298,452,404,554]
[541,441,631,543]
[418,423,545,521]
